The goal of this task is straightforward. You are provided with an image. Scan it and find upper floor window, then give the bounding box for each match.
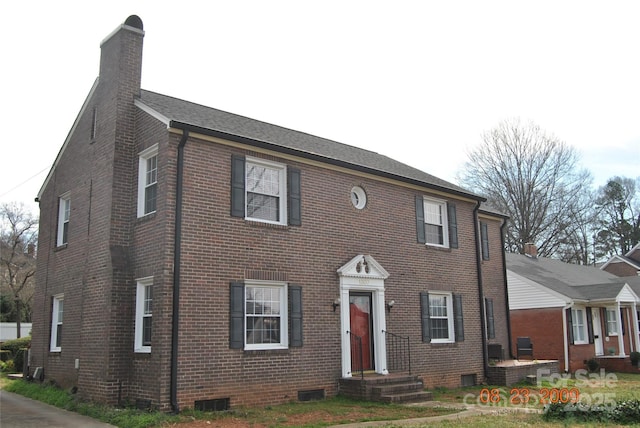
[134,277,153,353]
[57,194,70,246]
[231,155,301,226]
[415,196,458,248]
[50,294,64,352]
[571,308,587,344]
[137,145,158,217]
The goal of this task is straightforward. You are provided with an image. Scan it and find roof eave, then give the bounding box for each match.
[169,120,485,202]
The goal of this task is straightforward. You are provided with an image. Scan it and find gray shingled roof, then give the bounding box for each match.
[506,253,628,300]
[138,89,482,200]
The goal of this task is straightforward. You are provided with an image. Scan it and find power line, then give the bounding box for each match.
[0,166,51,198]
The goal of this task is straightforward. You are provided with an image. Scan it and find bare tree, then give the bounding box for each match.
[458,118,593,259]
[594,176,640,257]
[0,202,38,337]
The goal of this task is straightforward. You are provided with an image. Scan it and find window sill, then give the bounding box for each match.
[244,220,289,230]
[424,244,452,252]
[54,244,68,252]
[136,212,156,224]
[242,348,290,355]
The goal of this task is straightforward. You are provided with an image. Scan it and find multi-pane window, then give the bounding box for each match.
[606,308,618,335]
[572,308,587,344]
[423,198,449,247]
[135,278,153,353]
[137,145,158,217]
[245,159,286,224]
[429,293,454,343]
[57,194,70,246]
[50,295,64,352]
[245,283,288,349]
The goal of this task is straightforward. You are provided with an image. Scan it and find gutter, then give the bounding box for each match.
[562,302,573,373]
[473,202,488,378]
[171,130,189,413]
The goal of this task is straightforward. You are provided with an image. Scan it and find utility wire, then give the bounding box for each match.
[0,165,51,198]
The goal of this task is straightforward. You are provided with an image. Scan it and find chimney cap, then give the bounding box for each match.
[124,15,143,31]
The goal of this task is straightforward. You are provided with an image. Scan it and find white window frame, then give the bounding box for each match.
[572,308,588,344]
[137,144,159,218]
[429,291,454,343]
[423,197,449,248]
[134,277,153,353]
[244,280,288,350]
[606,308,618,336]
[50,294,64,352]
[245,157,287,225]
[57,193,70,246]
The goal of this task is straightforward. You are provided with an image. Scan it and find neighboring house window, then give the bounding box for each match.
[415,197,458,248]
[57,194,70,246]
[571,308,587,344]
[134,277,153,353]
[420,292,464,343]
[605,308,618,335]
[480,222,490,260]
[137,144,158,217]
[230,155,301,226]
[229,281,303,350]
[50,295,64,352]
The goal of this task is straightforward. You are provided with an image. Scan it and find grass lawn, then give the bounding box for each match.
[2,371,640,427]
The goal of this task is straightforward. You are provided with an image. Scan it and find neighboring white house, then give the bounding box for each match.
[0,323,32,342]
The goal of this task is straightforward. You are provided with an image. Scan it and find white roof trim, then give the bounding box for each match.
[625,243,640,257]
[600,254,640,271]
[134,98,170,127]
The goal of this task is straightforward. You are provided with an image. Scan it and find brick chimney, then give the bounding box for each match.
[524,243,538,258]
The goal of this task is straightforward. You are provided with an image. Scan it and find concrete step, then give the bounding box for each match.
[380,390,434,403]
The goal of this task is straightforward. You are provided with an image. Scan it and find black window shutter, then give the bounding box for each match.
[567,308,574,345]
[229,282,245,349]
[485,298,495,339]
[448,203,458,249]
[289,285,303,347]
[420,292,431,342]
[287,167,301,226]
[454,294,464,342]
[481,222,489,260]
[230,155,246,218]
[586,307,594,344]
[415,196,426,244]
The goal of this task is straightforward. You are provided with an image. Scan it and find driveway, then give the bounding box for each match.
[0,390,117,428]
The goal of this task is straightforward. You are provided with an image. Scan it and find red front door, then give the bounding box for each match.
[350,293,374,371]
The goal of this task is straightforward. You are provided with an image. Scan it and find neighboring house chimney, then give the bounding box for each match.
[524,243,538,258]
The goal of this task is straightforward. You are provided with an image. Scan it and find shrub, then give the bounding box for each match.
[585,357,599,373]
[543,399,640,424]
[0,336,31,372]
[0,359,16,373]
[630,351,640,367]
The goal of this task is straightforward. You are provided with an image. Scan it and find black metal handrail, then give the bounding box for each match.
[383,330,411,374]
[347,330,364,379]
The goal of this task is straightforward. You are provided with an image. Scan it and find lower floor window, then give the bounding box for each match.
[571,308,587,344]
[50,295,64,352]
[245,282,288,349]
[135,277,153,353]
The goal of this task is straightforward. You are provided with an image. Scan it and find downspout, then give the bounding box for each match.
[500,219,513,358]
[562,303,573,373]
[171,130,189,413]
[473,202,488,379]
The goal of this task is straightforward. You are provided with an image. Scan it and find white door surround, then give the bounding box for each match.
[337,254,389,378]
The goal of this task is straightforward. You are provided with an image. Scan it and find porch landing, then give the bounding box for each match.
[339,373,432,403]
[487,360,559,386]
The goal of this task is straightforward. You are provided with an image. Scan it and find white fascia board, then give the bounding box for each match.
[134,99,170,127]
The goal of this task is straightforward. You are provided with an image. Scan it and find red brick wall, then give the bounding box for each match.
[510,308,566,370]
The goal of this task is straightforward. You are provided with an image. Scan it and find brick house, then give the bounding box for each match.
[507,247,640,373]
[601,243,640,277]
[31,16,510,411]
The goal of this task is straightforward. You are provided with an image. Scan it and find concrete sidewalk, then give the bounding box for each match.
[0,390,117,428]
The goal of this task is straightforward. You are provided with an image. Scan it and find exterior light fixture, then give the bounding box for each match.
[333,298,341,312]
[386,300,395,312]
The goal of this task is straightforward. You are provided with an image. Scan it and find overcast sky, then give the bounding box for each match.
[2,1,638,216]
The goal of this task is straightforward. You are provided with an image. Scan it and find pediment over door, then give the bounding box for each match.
[337,254,389,280]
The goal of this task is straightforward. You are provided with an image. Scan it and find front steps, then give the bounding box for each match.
[339,373,433,403]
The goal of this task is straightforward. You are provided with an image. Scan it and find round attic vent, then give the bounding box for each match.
[124,15,143,31]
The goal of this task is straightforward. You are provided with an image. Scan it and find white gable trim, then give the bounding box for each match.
[134,99,171,127]
[600,254,640,271]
